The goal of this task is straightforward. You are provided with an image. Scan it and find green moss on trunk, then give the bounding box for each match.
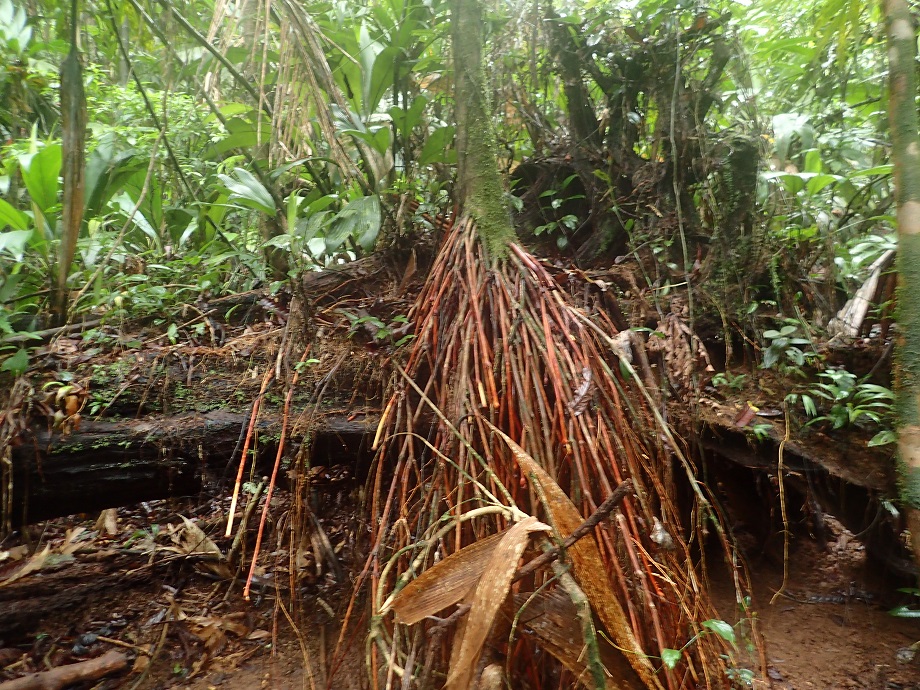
[450,0,515,259]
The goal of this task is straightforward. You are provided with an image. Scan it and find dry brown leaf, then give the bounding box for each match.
[485,422,660,690]
[61,526,93,555]
[0,545,28,563]
[0,544,76,587]
[187,613,249,639]
[95,509,119,536]
[172,516,232,579]
[0,545,52,587]
[64,393,81,416]
[131,650,151,673]
[391,530,506,625]
[645,297,714,394]
[445,516,550,690]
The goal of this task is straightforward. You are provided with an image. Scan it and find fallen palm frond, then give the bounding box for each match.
[353,215,761,689]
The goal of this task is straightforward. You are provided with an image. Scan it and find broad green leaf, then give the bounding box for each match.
[890,605,920,618]
[263,234,291,249]
[205,102,254,123]
[0,230,33,261]
[111,193,158,242]
[84,145,146,218]
[296,211,332,243]
[217,168,276,217]
[868,430,896,447]
[357,22,396,117]
[341,128,392,155]
[0,199,29,231]
[803,149,822,174]
[206,117,272,158]
[702,619,737,648]
[349,195,381,251]
[850,165,893,178]
[802,395,817,417]
[0,272,24,303]
[308,195,338,214]
[805,174,842,196]
[0,348,29,375]
[323,195,380,253]
[661,648,682,669]
[389,95,428,140]
[772,113,812,162]
[762,346,780,369]
[419,126,456,165]
[20,144,62,215]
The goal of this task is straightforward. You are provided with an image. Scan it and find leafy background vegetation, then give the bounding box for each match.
[0,0,900,427]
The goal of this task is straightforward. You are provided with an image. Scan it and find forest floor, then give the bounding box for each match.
[0,489,918,689]
[2,257,918,688]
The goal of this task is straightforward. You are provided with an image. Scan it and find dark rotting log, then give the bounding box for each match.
[698,408,914,576]
[9,410,378,525]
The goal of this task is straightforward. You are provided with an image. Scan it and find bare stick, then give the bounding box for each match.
[226,369,274,537]
[0,650,128,690]
[514,479,633,582]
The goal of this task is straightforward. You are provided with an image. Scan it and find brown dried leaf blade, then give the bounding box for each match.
[445,516,549,690]
[513,590,639,689]
[486,423,659,690]
[392,530,506,625]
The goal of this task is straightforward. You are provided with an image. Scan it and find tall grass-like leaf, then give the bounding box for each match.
[111,193,158,243]
[0,230,33,261]
[0,200,29,231]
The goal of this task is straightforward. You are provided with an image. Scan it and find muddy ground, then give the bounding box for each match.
[0,487,918,690]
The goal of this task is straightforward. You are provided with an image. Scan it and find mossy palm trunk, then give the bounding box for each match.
[450,0,515,257]
[884,0,920,567]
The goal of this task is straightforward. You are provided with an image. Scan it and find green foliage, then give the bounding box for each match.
[761,323,817,371]
[803,368,894,438]
[341,311,413,347]
[656,617,747,681]
[0,0,905,403]
[891,589,920,618]
[711,372,748,391]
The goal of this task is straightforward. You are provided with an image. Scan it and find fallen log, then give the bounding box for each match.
[0,650,128,690]
[9,410,378,525]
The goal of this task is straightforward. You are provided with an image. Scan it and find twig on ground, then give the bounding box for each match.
[0,650,128,690]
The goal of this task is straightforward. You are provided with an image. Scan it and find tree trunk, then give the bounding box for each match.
[450,0,515,257]
[54,0,86,326]
[884,0,920,569]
